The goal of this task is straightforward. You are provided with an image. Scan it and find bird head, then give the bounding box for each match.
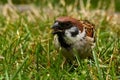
[51,16,84,35]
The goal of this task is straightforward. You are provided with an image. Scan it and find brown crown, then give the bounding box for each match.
[56,16,95,37]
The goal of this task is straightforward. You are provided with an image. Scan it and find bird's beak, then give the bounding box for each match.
[51,22,63,34]
[51,22,60,29]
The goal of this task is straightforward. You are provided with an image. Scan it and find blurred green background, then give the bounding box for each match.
[0,0,120,12]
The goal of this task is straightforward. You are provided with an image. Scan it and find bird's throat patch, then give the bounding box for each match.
[57,33,71,49]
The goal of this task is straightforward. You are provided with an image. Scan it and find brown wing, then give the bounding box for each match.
[80,20,95,38]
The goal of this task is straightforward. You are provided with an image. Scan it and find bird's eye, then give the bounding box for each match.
[56,21,72,29]
[61,22,65,25]
[65,22,70,26]
[61,21,71,26]
[65,21,72,27]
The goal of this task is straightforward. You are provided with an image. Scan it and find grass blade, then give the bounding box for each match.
[11,56,28,80]
[93,49,103,80]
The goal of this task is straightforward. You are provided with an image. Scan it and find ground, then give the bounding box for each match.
[0,0,120,80]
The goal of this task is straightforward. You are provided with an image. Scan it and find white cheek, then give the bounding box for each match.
[64,30,73,43]
[65,28,86,43]
[77,28,86,39]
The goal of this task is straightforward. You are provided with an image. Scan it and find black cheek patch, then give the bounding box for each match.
[71,29,79,37]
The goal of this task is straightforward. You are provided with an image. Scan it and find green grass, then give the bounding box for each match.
[0,0,120,80]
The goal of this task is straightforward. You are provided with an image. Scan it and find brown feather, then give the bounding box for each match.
[56,16,94,38]
[81,20,95,37]
[56,16,83,32]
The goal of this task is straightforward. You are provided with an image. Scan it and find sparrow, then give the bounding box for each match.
[51,16,95,65]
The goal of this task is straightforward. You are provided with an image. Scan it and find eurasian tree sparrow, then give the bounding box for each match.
[51,16,95,65]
